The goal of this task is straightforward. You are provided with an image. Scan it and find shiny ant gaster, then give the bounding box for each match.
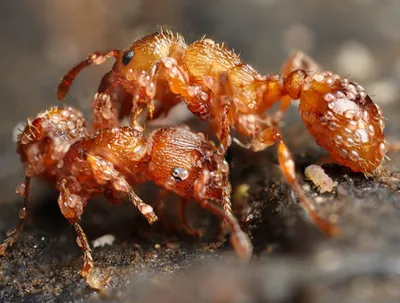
[0,106,252,286]
[58,30,389,234]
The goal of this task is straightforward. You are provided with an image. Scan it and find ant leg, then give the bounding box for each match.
[86,154,158,224]
[271,95,292,125]
[74,222,94,278]
[178,199,204,237]
[57,50,120,100]
[197,199,252,261]
[194,166,234,231]
[212,72,236,152]
[94,70,140,131]
[128,72,156,124]
[57,178,93,276]
[216,103,233,152]
[113,179,158,224]
[57,178,86,223]
[156,59,233,150]
[155,57,213,121]
[91,93,120,131]
[371,166,400,190]
[0,177,31,255]
[257,128,339,236]
[221,179,234,225]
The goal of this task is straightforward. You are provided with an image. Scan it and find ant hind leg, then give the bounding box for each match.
[258,127,340,236]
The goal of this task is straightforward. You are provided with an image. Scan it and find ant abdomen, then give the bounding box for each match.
[298,72,386,174]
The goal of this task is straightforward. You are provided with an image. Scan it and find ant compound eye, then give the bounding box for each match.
[171,167,189,182]
[122,50,134,65]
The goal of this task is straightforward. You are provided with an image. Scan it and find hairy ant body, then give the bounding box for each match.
[0,106,252,286]
[57,30,389,234]
[58,30,387,174]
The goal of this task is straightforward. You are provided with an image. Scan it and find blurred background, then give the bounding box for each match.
[0,1,400,301]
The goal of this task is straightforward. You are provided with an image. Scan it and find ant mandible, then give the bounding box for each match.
[57,30,387,234]
[0,105,252,286]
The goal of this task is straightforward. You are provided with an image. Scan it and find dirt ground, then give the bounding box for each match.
[0,1,399,302]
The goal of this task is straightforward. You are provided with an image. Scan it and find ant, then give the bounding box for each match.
[57,30,390,234]
[0,105,252,286]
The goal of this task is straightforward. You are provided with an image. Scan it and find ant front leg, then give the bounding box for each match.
[257,128,339,236]
[156,57,214,121]
[194,168,234,232]
[0,177,31,255]
[86,154,158,224]
[211,72,236,152]
[130,70,157,123]
[57,50,120,101]
[94,71,140,131]
[197,199,252,262]
[156,58,234,151]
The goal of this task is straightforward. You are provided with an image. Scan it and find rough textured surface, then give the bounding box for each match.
[0,1,399,302]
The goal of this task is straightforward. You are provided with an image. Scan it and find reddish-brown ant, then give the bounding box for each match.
[57,30,390,234]
[0,106,252,286]
[57,30,387,173]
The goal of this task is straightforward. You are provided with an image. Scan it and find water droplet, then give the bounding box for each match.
[15,183,26,196]
[348,121,358,130]
[328,121,338,130]
[344,109,357,119]
[362,110,369,121]
[355,129,369,143]
[368,125,375,136]
[21,135,30,145]
[324,93,335,102]
[19,207,27,219]
[325,111,335,121]
[61,109,70,118]
[379,120,385,131]
[346,138,355,147]
[349,150,360,161]
[67,121,75,130]
[334,135,343,145]
[339,149,348,159]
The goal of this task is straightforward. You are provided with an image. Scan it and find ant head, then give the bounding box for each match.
[115,31,185,81]
[18,107,87,177]
[147,127,229,201]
